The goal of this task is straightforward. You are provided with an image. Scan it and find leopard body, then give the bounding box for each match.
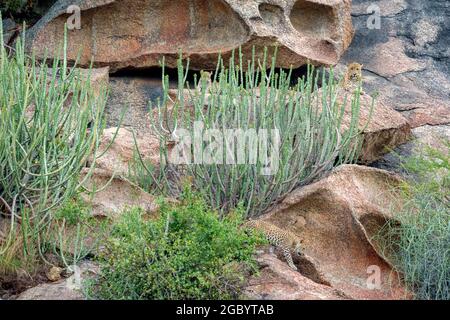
[245,220,302,271]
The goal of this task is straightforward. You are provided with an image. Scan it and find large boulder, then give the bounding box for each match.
[245,253,349,300]
[259,164,410,299]
[26,0,354,72]
[372,124,450,177]
[94,127,162,176]
[344,94,411,164]
[79,168,160,218]
[335,90,411,163]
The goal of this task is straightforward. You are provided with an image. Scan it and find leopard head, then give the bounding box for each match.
[200,70,212,80]
[294,239,303,256]
[347,62,363,81]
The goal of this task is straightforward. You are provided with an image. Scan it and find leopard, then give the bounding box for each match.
[244,220,303,271]
[341,62,364,94]
[198,70,213,93]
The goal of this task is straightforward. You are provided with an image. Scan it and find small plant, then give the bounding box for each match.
[0,196,105,275]
[375,142,450,300]
[53,196,90,226]
[43,197,109,269]
[90,189,266,300]
[130,49,369,218]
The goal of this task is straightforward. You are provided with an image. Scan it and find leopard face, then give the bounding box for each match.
[293,240,303,256]
[347,63,363,82]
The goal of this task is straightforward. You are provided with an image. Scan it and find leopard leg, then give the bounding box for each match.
[283,249,297,271]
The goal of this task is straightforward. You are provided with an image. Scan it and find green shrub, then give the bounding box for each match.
[0,196,105,275]
[41,197,109,268]
[375,142,450,300]
[53,197,90,226]
[131,49,369,218]
[91,189,266,300]
[0,20,107,274]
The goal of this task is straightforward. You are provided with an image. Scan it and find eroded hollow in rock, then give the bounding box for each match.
[259,3,285,28]
[290,0,337,39]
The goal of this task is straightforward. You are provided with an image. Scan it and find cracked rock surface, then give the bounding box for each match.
[338,0,450,129]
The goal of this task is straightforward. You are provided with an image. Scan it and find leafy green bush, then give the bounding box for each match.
[131,49,369,218]
[53,197,90,226]
[375,142,450,300]
[91,190,265,300]
[0,20,107,274]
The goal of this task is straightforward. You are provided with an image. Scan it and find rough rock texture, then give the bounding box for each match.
[336,90,411,163]
[27,0,354,72]
[16,261,98,300]
[1,18,18,46]
[338,0,450,129]
[259,164,409,300]
[245,253,349,300]
[94,127,163,175]
[372,124,450,177]
[80,168,159,217]
[78,67,110,98]
[106,76,168,134]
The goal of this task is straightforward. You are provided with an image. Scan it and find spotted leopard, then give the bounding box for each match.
[342,62,364,94]
[244,220,303,271]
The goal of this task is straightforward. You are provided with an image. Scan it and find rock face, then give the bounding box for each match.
[339,0,450,129]
[256,164,409,300]
[336,90,411,163]
[26,0,354,72]
[1,18,18,46]
[106,76,167,134]
[16,261,98,300]
[78,67,110,98]
[372,124,450,177]
[245,253,349,300]
[94,127,162,175]
[80,168,160,217]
